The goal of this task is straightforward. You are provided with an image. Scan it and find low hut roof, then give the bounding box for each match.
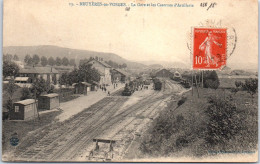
[41,93,59,98]
[14,99,35,105]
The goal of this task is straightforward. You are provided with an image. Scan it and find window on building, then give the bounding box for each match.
[15,106,19,112]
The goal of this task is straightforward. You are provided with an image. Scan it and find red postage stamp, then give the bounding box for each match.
[193,28,227,70]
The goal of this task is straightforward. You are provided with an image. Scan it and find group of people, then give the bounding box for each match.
[136,84,149,91]
[113,83,118,89]
[99,83,120,96]
[100,85,110,96]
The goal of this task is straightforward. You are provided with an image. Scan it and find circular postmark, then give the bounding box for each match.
[10,133,19,146]
[187,19,237,70]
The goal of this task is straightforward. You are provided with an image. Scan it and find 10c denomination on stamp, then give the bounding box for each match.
[192,28,227,70]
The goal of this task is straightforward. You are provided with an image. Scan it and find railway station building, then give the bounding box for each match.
[111,68,128,83]
[155,69,174,78]
[86,58,112,86]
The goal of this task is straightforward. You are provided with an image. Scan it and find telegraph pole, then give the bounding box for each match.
[191,70,194,96]
[201,70,204,88]
[194,74,200,98]
[34,80,40,120]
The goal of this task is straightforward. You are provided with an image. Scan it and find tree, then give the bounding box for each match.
[46,81,55,93]
[31,77,48,98]
[24,54,33,65]
[40,56,48,66]
[59,73,69,85]
[32,54,40,65]
[231,81,243,95]
[60,62,101,86]
[69,58,76,66]
[3,60,20,78]
[13,54,19,61]
[121,63,127,68]
[3,54,13,61]
[79,58,89,66]
[243,78,258,101]
[203,71,220,90]
[79,62,100,83]
[48,57,55,66]
[47,85,55,94]
[20,87,33,100]
[62,57,69,66]
[56,57,62,66]
[4,78,18,111]
[204,79,219,90]
[69,69,81,84]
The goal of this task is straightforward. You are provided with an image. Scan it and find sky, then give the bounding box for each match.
[3,0,258,69]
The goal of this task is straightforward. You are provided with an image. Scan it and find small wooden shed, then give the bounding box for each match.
[38,93,59,110]
[91,81,99,91]
[10,99,37,120]
[74,82,91,94]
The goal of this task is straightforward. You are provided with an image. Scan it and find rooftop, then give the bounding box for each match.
[20,67,59,74]
[14,99,36,105]
[87,59,112,68]
[112,68,129,76]
[15,77,29,81]
[40,93,59,98]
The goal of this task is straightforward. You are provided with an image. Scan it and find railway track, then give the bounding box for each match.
[15,97,127,160]
[14,91,161,161]
[73,82,182,160]
[55,91,162,160]
[82,80,183,161]
[13,80,184,161]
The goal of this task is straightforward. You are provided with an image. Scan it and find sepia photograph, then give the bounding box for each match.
[2,0,258,162]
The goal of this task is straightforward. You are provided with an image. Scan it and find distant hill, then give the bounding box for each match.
[148,64,164,69]
[140,60,189,69]
[3,45,147,69]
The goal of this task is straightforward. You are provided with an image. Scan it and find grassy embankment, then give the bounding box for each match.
[139,86,257,158]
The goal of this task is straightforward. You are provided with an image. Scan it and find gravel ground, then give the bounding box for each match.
[56,83,124,122]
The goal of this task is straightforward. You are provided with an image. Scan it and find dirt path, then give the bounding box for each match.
[56,83,124,122]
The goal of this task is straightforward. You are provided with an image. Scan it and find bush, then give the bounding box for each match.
[205,96,242,146]
[242,78,258,99]
[235,81,243,88]
[20,87,33,100]
[177,96,187,107]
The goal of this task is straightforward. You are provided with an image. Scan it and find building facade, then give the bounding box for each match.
[87,59,112,85]
[19,67,59,84]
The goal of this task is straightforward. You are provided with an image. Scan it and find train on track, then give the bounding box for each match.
[122,77,164,95]
[122,79,142,96]
[122,77,151,96]
[153,78,162,90]
[180,80,191,88]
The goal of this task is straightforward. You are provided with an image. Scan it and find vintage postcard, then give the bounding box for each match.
[2,0,258,162]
